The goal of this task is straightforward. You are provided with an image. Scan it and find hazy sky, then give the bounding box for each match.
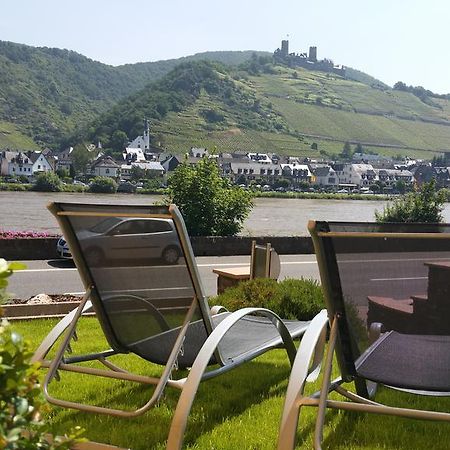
[1,0,449,93]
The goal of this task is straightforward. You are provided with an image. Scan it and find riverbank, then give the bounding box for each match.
[0,181,394,200]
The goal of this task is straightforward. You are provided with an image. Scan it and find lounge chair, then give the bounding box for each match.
[278,221,450,449]
[32,202,310,449]
[213,240,280,294]
[250,240,281,280]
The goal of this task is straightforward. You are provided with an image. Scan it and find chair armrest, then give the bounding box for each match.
[210,305,228,315]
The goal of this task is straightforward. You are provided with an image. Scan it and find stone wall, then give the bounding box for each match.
[0,236,314,260]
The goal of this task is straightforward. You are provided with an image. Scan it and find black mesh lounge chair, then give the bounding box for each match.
[278,221,450,449]
[32,202,309,449]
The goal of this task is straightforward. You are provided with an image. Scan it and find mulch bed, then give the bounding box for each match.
[6,294,82,305]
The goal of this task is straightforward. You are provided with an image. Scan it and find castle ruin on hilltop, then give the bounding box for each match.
[273,39,345,77]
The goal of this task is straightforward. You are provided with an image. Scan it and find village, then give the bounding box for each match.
[1,121,449,193]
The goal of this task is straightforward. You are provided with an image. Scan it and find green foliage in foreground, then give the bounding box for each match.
[166,156,253,236]
[210,277,324,321]
[88,176,118,193]
[0,259,82,448]
[375,180,446,223]
[13,316,450,450]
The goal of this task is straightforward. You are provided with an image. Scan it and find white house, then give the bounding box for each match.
[90,156,120,178]
[334,163,377,187]
[312,166,339,188]
[375,168,414,187]
[1,150,54,178]
[56,147,74,171]
[280,163,313,183]
[0,151,33,177]
[29,151,54,174]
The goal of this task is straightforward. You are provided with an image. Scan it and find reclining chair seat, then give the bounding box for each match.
[130,313,305,368]
[356,331,450,392]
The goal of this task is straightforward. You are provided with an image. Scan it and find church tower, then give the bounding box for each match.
[143,118,150,150]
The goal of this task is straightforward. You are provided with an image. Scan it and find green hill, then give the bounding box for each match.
[1,40,449,160]
[85,62,450,159]
[0,40,268,148]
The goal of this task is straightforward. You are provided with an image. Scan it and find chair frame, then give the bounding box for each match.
[250,240,280,280]
[33,203,306,449]
[278,220,450,450]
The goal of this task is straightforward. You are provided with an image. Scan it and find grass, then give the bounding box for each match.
[12,316,450,449]
[0,120,40,150]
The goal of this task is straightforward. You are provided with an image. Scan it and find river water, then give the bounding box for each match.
[1,191,450,236]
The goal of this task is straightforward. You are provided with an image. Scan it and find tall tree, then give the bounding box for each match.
[166,157,253,236]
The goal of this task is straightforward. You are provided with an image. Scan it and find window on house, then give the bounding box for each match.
[267,169,272,175]
[106,169,110,174]
[38,165,41,169]
[238,168,242,174]
[275,170,279,175]
[261,169,265,174]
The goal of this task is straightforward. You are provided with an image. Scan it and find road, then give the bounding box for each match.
[8,254,321,300]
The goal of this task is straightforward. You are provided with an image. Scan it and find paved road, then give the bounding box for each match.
[8,254,320,300]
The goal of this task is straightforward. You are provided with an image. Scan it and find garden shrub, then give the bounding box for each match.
[32,172,62,192]
[209,277,324,321]
[88,176,117,193]
[375,179,446,223]
[0,259,83,448]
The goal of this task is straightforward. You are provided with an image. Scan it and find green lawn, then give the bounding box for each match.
[13,317,450,449]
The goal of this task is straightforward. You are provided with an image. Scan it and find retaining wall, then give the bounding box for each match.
[0,236,313,260]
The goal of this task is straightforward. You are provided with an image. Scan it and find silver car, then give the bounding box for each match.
[57,217,181,265]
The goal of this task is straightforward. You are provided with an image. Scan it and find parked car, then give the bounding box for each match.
[56,217,181,265]
[56,236,72,259]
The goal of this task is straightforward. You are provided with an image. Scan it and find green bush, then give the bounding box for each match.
[375,180,446,223]
[0,259,83,448]
[209,277,324,321]
[32,172,62,192]
[0,183,28,191]
[88,176,118,193]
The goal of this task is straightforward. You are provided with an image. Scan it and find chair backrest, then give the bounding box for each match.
[250,241,281,280]
[309,220,450,381]
[48,202,221,365]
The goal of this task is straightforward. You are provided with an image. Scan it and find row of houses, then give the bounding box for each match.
[1,145,449,190]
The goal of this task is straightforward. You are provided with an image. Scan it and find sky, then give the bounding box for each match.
[1,0,449,94]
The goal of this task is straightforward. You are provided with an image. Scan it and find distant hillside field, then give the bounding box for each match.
[0,40,449,159]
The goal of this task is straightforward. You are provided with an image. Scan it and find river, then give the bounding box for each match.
[1,191,450,236]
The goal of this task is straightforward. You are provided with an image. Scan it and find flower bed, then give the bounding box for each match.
[0,230,55,239]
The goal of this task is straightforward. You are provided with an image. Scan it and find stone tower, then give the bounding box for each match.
[308,46,317,62]
[281,40,289,57]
